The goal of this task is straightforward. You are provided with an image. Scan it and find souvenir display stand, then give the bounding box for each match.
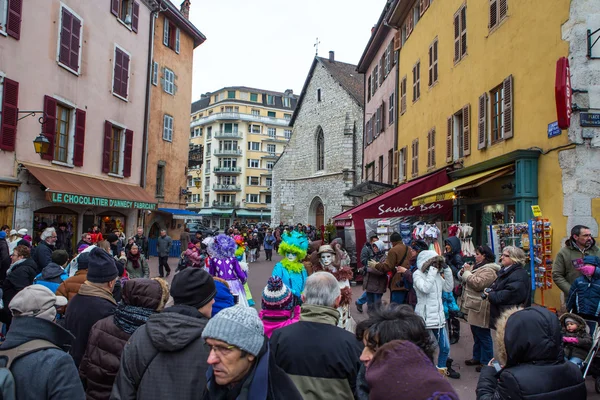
[487,220,530,263]
[529,218,553,307]
[376,220,392,251]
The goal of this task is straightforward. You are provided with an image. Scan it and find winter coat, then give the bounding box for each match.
[360,241,375,268]
[31,240,54,273]
[0,316,84,400]
[134,234,149,257]
[487,263,531,330]
[459,263,500,328]
[80,279,164,400]
[55,269,87,302]
[156,235,172,257]
[0,237,11,282]
[247,238,259,250]
[179,231,190,253]
[272,261,307,300]
[559,313,593,360]
[373,241,410,292]
[90,231,103,244]
[56,229,73,256]
[203,341,303,400]
[34,262,68,293]
[111,304,211,400]
[0,258,38,326]
[444,236,464,280]
[263,234,275,250]
[212,279,235,317]
[553,237,600,295]
[270,304,363,399]
[125,254,150,279]
[404,265,418,307]
[567,273,600,317]
[184,247,202,268]
[259,305,301,338]
[209,257,247,283]
[64,283,117,367]
[363,250,387,294]
[413,255,454,329]
[476,307,586,400]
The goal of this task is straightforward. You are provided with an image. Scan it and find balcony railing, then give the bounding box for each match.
[213,201,240,208]
[260,170,273,176]
[213,166,242,174]
[190,112,291,128]
[214,131,244,139]
[263,135,289,143]
[214,148,243,156]
[261,152,279,159]
[213,184,242,191]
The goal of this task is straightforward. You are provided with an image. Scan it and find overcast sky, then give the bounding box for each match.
[188,0,388,101]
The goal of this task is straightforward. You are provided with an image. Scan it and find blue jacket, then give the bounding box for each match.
[567,274,600,316]
[263,234,276,250]
[33,262,68,293]
[442,291,460,320]
[212,280,235,317]
[272,262,307,300]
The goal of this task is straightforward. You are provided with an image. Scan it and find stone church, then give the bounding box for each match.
[272,52,364,227]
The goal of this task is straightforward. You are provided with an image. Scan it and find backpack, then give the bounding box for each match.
[0,340,59,400]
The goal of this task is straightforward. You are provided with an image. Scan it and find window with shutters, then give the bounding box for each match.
[427,128,436,169]
[412,61,420,102]
[54,104,71,163]
[378,156,384,183]
[375,107,381,137]
[490,84,504,143]
[316,128,324,171]
[156,163,165,197]
[152,62,159,86]
[163,68,175,95]
[489,76,513,143]
[163,17,180,53]
[411,139,419,178]
[428,38,438,87]
[385,43,392,75]
[453,5,467,63]
[388,149,394,184]
[0,76,19,152]
[57,5,83,75]
[367,76,372,102]
[2,0,22,39]
[112,45,131,100]
[489,0,508,30]
[163,114,173,142]
[399,147,407,182]
[400,76,407,114]
[109,126,124,175]
[388,93,395,125]
[447,104,471,162]
[379,57,385,84]
[0,0,7,34]
[373,66,379,95]
[111,0,139,32]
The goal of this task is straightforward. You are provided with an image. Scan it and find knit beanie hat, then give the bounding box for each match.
[51,250,69,266]
[565,317,578,326]
[202,306,265,356]
[106,233,119,244]
[77,252,90,270]
[411,240,429,253]
[261,277,294,311]
[390,232,402,243]
[170,268,216,309]
[87,247,119,283]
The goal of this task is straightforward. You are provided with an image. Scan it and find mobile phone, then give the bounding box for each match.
[232,294,239,305]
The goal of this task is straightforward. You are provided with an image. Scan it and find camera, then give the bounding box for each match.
[481,288,491,299]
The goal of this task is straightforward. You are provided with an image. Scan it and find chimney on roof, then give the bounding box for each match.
[284,89,293,96]
[200,93,209,99]
[180,0,191,19]
[329,51,335,62]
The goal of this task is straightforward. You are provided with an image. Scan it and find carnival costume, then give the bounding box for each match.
[234,235,254,306]
[272,230,309,301]
[311,244,356,332]
[208,234,249,307]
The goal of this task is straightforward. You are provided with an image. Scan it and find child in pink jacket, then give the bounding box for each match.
[259,276,300,338]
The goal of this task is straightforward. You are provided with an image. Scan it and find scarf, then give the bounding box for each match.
[127,252,141,269]
[280,258,305,274]
[6,258,25,276]
[78,281,118,305]
[113,303,156,334]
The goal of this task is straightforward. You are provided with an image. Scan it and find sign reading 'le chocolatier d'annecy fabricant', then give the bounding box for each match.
[48,192,157,210]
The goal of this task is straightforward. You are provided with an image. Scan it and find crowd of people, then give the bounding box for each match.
[0,220,598,399]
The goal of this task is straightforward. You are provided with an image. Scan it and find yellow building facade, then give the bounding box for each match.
[189,87,297,229]
[387,0,571,308]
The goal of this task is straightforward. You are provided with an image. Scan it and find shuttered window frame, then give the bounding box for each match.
[57,4,83,76]
[111,0,140,32]
[428,38,439,87]
[5,0,22,39]
[102,120,132,177]
[41,95,86,166]
[0,76,19,152]
[489,0,508,31]
[411,139,419,178]
[412,61,420,102]
[112,44,131,101]
[427,128,436,170]
[400,76,407,115]
[453,4,467,64]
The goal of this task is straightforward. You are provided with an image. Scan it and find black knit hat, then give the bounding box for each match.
[170,268,216,309]
[390,232,402,243]
[106,233,119,244]
[51,250,69,266]
[87,247,118,283]
[411,240,429,253]
[77,252,90,270]
[477,245,495,262]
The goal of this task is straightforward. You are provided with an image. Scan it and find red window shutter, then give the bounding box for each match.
[102,121,112,173]
[111,0,120,17]
[70,17,81,72]
[132,1,140,33]
[42,96,57,160]
[59,8,72,68]
[503,75,513,139]
[113,48,123,96]
[73,109,86,166]
[7,0,22,40]
[123,129,133,177]
[0,78,19,151]
[121,53,130,98]
[463,104,471,156]
[478,93,487,149]
[446,116,453,163]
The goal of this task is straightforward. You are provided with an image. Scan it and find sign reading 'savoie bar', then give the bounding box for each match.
[48,192,157,210]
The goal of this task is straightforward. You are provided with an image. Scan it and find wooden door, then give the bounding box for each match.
[316,203,324,228]
[0,186,16,228]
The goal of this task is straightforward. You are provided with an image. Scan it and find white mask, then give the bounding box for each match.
[286,253,297,262]
[320,253,333,266]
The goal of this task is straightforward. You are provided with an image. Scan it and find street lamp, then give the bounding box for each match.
[33,133,50,156]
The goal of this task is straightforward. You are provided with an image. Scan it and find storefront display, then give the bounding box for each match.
[33,207,77,248]
[529,218,553,306]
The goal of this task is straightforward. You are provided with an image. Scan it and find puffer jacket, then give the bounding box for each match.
[552,237,600,295]
[567,272,600,317]
[80,279,166,400]
[33,262,68,293]
[559,313,593,360]
[488,263,531,330]
[413,255,454,329]
[259,305,301,338]
[476,307,586,400]
[111,304,211,400]
[459,263,500,328]
[55,269,87,301]
[363,242,387,294]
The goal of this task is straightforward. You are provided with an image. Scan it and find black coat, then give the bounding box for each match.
[32,241,54,273]
[444,236,464,279]
[488,263,531,330]
[476,307,586,400]
[0,258,38,326]
[64,288,117,367]
[0,238,11,282]
[56,229,73,256]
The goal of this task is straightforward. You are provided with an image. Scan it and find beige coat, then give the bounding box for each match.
[459,263,500,328]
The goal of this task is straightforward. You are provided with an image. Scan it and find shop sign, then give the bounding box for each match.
[378,202,444,216]
[48,192,156,210]
[580,112,600,127]
[334,220,352,227]
[555,57,572,130]
[547,121,562,138]
[531,205,542,217]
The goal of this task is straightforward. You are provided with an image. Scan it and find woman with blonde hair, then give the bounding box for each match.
[481,246,531,330]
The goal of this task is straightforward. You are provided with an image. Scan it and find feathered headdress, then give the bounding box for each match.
[209,234,237,259]
[278,230,309,260]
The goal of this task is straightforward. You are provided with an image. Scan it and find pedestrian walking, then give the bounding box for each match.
[133,227,149,258]
[247,233,259,262]
[263,229,275,261]
[31,227,58,273]
[125,243,150,279]
[361,240,387,312]
[33,249,69,293]
[355,234,379,313]
[157,229,172,277]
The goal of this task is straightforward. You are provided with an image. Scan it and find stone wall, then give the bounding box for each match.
[272,59,363,225]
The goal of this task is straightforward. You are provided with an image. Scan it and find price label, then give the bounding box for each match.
[531,205,542,217]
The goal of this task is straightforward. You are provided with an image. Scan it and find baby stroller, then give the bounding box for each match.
[582,319,600,393]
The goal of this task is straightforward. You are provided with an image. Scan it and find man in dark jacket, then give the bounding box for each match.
[476,307,586,399]
[270,272,363,399]
[76,232,92,251]
[369,232,410,305]
[180,228,191,254]
[111,268,217,400]
[134,227,149,258]
[202,306,302,400]
[0,245,38,329]
[0,284,85,399]
[444,236,463,344]
[65,247,118,367]
[0,230,11,281]
[157,229,172,277]
[55,222,73,257]
[32,227,58,273]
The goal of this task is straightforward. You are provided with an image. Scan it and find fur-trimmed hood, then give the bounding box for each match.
[559,313,588,335]
[494,307,563,367]
[416,250,446,272]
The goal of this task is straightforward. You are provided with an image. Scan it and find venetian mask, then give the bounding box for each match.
[320,253,334,266]
[286,253,297,262]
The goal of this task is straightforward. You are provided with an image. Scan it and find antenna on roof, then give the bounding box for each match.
[314,37,320,56]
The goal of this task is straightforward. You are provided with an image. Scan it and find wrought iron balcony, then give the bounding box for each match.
[213,184,242,191]
[213,166,242,174]
[213,201,240,208]
[213,148,243,156]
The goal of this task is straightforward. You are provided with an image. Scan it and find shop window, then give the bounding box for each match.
[156,163,165,197]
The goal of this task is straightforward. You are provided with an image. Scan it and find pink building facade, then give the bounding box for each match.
[0,0,155,242]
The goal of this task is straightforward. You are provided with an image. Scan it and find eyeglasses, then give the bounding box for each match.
[204,342,236,357]
[500,254,510,258]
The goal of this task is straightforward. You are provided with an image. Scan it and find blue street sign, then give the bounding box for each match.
[547,121,562,138]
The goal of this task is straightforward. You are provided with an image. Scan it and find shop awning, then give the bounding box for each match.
[198,208,234,217]
[158,208,203,220]
[411,165,514,206]
[24,163,157,210]
[344,181,395,198]
[197,209,214,216]
[236,209,270,218]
